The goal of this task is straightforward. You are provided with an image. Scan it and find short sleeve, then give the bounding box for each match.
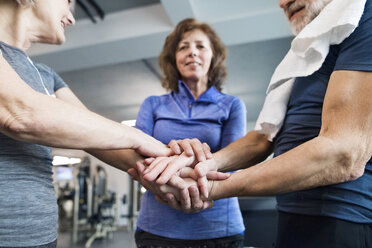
[135,96,157,135]
[51,69,68,91]
[36,63,68,92]
[334,2,372,72]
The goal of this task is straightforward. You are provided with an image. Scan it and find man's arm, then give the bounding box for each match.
[0,56,171,157]
[211,70,372,199]
[214,130,273,172]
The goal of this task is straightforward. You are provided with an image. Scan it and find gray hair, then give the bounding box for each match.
[15,0,34,6]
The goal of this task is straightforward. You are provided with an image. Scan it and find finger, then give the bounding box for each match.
[190,138,206,162]
[197,176,209,198]
[188,186,203,212]
[168,176,191,211]
[145,157,168,174]
[127,168,139,181]
[179,167,197,180]
[194,161,209,178]
[202,200,214,209]
[143,157,172,182]
[167,175,187,191]
[206,171,231,180]
[155,194,168,205]
[202,142,213,160]
[168,140,182,155]
[143,157,156,165]
[178,139,193,157]
[179,187,191,212]
[166,193,182,211]
[156,156,193,184]
[136,161,146,174]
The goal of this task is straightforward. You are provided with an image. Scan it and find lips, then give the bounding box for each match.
[288,6,305,20]
[185,61,201,66]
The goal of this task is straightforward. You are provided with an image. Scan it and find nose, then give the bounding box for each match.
[188,46,198,57]
[67,11,76,26]
[279,0,295,10]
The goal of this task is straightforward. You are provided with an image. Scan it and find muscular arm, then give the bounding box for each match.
[211,70,372,199]
[214,130,273,172]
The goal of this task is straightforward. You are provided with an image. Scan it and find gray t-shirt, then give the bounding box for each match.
[0,41,67,246]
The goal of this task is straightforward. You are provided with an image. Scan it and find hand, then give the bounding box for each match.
[142,152,195,183]
[158,168,224,212]
[128,161,200,209]
[157,177,214,213]
[133,129,173,158]
[143,154,229,197]
[127,162,169,203]
[168,139,213,161]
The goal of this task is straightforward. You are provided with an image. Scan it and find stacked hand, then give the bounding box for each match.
[128,139,229,213]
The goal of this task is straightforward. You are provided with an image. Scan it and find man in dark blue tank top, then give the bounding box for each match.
[155,0,372,247]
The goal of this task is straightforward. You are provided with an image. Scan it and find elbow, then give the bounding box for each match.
[332,145,367,183]
[0,94,51,141]
[2,113,44,140]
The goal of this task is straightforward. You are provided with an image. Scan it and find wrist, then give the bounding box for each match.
[126,125,142,150]
[209,179,220,200]
[213,151,226,172]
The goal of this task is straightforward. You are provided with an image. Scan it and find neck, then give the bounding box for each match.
[0,1,37,51]
[183,77,208,100]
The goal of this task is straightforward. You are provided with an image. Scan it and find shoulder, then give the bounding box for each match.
[35,63,54,74]
[216,92,245,108]
[351,0,372,35]
[142,93,172,107]
[35,63,61,79]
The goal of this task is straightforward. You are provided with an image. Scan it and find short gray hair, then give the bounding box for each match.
[15,0,34,6]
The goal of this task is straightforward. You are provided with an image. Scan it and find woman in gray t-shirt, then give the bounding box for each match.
[0,1,180,247]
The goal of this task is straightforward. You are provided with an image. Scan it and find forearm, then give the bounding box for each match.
[211,135,359,200]
[86,149,144,172]
[214,130,273,172]
[1,91,141,150]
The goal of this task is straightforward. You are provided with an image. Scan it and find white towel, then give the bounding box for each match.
[254,0,367,141]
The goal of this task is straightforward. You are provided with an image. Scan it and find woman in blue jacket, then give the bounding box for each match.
[134,18,246,248]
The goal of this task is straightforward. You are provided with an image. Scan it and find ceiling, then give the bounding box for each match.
[29,0,292,72]
[73,0,160,21]
[28,0,294,125]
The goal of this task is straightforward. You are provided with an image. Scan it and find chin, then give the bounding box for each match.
[56,38,66,45]
[54,34,66,45]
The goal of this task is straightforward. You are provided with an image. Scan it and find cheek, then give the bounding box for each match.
[175,59,182,72]
[204,54,213,69]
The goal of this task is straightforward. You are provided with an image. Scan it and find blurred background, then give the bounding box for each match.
[29,1,294,247]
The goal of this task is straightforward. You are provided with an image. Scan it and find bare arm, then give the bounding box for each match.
[214,130,273,172]
[211,70,372,199]
[54,87,145,171]
[0,56,171,157]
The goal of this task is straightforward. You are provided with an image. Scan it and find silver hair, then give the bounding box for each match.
[15,0,34,6]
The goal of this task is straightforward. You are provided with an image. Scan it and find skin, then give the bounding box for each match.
[209,70,372,199]
[0,0,179,199]
[280,0,332,35]
[175,29,213,99]
[145,0,372,212]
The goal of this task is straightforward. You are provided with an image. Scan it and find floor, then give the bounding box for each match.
[57,229,137,248]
